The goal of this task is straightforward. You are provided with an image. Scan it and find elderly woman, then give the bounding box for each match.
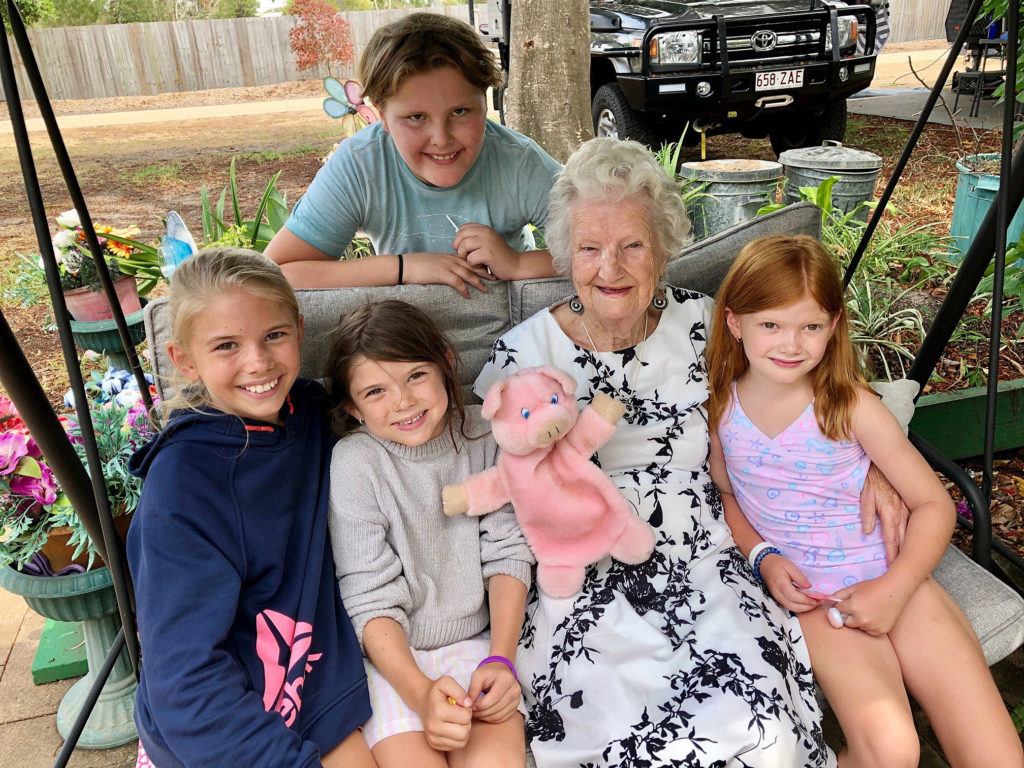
[475,138,833,767]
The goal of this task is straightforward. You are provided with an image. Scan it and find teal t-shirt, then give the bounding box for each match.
[286,121,562,260]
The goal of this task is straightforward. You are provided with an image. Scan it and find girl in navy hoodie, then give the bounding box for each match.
[127,248,373,768]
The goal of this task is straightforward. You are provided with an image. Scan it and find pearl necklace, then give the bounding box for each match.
[581,312,649,422]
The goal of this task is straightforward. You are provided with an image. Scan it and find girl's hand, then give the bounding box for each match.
[454,224,519,280]
[760,555,821,613]
[832,572,915,636]
[467,660,521,724]
[402,252,492,299]
[416,676,473,751]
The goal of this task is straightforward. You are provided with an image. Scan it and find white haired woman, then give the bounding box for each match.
[475,137,835,767]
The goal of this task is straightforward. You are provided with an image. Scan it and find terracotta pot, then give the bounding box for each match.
[39,513,133,573]
[63,276,141,322]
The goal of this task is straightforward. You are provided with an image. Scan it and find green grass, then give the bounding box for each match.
[124,163,182,185]
[238,145,320,163]
[1,254,48,308]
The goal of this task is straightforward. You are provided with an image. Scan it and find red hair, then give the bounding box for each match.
[706,235,866,441]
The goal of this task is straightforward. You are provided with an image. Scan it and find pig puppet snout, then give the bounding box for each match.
[530,412,572,447]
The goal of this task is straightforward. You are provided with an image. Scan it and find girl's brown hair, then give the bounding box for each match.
[162,247,300,420]
[324,300,471,441]
[706,235,866,441]
[358,12,504,106]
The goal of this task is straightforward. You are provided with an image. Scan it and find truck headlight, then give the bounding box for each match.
[825,17,858,52]
[649,30,701,69]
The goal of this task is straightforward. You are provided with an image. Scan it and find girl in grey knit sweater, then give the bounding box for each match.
[325,301,534,768]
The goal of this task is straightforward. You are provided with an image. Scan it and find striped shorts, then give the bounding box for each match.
[362,632,525,749]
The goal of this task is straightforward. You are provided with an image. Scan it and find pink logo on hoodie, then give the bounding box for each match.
[255,610,322,726]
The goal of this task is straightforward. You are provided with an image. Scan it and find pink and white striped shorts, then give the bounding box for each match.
[361,632,525,749]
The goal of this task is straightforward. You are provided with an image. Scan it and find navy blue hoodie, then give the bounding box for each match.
[127,379,370,767]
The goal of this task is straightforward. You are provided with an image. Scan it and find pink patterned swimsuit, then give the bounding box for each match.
[719,386,887,597]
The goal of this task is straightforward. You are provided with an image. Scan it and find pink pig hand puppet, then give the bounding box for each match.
[443,366,655,598]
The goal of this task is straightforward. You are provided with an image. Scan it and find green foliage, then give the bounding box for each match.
[200,157,289,252]
[342,237,374,261]
[38,0,101,26]
[3,257,48,308]
[210,0,258,17]
[846,278,927,381]
[1,0,55,30]
[105,0,175,23]
[981,0,1024,140]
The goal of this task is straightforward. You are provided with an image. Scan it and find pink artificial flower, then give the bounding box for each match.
[0,432,29,476]
[9,462,58,506]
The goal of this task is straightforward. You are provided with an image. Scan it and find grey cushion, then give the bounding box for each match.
[933,544,1024,665]
[142,201,1023,666]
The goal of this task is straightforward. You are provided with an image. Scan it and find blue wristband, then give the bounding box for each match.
[752,546,783,582]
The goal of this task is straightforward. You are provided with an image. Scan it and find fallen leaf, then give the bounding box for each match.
[991,503,1016,526]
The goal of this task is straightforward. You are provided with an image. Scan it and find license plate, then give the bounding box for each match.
[755,68,804,91]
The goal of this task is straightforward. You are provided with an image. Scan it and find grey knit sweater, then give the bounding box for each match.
[328,405,534,651]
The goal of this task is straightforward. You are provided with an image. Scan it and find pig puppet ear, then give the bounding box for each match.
[481,378,509,420]
[532,366,578,397]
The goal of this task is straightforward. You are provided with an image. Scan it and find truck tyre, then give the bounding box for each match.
[768,98,847,156]
[592,83,658,147]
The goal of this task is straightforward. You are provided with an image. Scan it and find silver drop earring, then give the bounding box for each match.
[569,295,584,314]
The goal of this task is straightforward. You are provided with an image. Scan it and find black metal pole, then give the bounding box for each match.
[52,628,127,768]
[844,0,985,287]
[910,430,991,567]
[1,0,139,671]
[4,0,151,411]
[982,0,1019,507]
[0,311,103,554]
[907,143,1024,387]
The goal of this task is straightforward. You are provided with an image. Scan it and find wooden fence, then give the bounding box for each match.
[0,5,470,101]
[888,0,947,45]
[2,2,950,102]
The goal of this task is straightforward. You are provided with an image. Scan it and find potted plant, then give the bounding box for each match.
[50,209,144,322]
[0,387,156,748]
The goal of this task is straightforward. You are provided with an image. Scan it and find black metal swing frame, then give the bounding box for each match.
[0,0,1019,764]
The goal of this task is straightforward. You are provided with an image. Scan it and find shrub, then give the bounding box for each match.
[288,0,354,77]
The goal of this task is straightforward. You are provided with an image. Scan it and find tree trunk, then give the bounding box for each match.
[506,0,593,164]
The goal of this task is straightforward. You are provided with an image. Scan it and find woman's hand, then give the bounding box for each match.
[760,555,821,613]
[467,660,521,724]
[402,252,492,299]
[859,463,910,564]
[454,223,520,280]
[415,676,474,751]
[832,572,915,636]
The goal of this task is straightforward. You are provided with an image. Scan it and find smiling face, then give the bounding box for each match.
[725,293,839,389]
[569,199,662,333]
[168,288,303,425]
[345,357,450,447]
[378,66,488,188]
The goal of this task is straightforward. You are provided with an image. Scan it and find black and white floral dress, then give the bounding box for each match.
[475,288,833,768]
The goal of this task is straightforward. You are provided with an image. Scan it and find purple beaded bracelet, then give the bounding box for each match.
[477,654,518,681]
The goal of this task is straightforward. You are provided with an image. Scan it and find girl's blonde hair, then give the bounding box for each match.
[358,12,504,107]
[324,300,471,442]
[706,235,866,441]
[162,247,300,419]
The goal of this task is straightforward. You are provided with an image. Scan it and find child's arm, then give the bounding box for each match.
[709,431,820,613]
[362,617,473,751]
[467,574,527,724]
[833,388,956,636]
[267,226,492,297]
[454,223,556,280]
